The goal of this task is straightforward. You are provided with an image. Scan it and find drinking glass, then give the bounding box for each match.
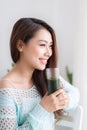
[46,68,60,94]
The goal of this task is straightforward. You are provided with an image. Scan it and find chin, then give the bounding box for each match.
[36,65,46,71]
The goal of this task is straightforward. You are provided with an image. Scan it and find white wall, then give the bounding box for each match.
[0,0,75,79]
[73,0,87,129]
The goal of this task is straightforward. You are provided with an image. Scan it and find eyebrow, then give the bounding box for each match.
[39,40,53,44]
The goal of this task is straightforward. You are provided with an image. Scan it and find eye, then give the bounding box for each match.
[40,44,46,47]
[49,44,53,48]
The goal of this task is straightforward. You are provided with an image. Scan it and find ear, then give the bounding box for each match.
[17,40,24,52]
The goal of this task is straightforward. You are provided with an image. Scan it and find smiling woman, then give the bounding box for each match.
[0,18,79,130]
[18,29,53,71]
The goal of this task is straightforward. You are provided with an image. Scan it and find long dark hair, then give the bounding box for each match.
[10,18,58,97]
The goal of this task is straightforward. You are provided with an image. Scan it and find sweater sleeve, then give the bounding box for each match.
[0,89,54,130]
[59,76,80,110]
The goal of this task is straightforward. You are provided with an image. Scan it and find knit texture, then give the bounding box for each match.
[0,76,80,130]
[0,86,54,130]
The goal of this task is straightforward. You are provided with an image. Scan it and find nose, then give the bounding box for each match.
[45,46,52,57]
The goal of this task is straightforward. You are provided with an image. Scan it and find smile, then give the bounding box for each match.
[39,58,48,65]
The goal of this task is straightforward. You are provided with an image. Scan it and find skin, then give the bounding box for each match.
[0,28,69,112]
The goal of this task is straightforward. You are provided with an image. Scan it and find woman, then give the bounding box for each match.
[0,18,79,130]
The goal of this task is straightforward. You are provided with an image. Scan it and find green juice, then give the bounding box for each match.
[47,78,60,94]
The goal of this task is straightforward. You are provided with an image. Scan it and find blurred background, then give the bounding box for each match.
[0,0,87,129]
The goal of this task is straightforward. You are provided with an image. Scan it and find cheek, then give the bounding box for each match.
[33,50,40,56]
[26,46,40,56]
[31,48,42,57]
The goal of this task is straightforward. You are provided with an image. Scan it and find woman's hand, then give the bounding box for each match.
[40,89,69,112]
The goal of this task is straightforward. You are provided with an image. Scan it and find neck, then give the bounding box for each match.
[10,61,34,84]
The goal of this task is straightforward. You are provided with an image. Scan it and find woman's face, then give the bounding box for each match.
[20,29,53,70]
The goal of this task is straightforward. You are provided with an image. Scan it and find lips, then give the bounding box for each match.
[39,58,48,65]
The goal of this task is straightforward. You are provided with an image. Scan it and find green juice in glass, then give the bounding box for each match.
[47,78,60,94]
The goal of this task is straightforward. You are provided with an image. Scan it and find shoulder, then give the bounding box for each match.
[0,78,16,99]
[0,78,12,89]
[0,79,16,108]
[0,68,16,89]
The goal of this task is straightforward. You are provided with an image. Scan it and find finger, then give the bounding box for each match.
[58,93,69,101]
[55,104,67,110]
[57,100,68,107]
[52,89,64,96]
